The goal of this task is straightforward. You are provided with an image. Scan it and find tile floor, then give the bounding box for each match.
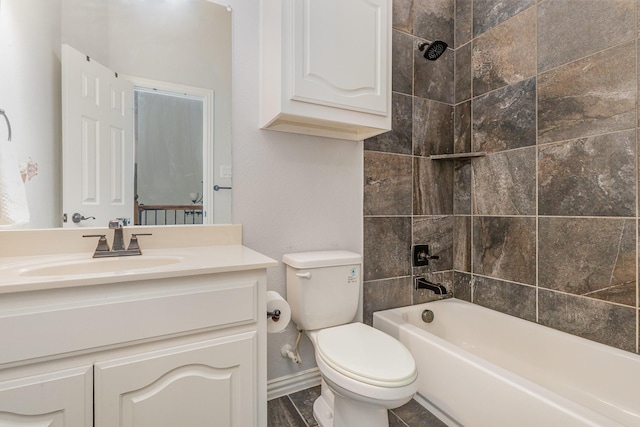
[267,386,448,427]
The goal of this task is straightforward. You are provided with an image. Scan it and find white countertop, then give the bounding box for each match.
[0,245,278,294]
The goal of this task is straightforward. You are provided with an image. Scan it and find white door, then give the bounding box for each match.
[62,44,134,228]
[94,333,256,427]
[0,365,93,426]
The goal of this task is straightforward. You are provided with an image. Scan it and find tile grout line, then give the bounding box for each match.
[285,395,312,427]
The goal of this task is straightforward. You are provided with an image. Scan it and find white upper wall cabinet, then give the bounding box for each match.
[260,0,392,141]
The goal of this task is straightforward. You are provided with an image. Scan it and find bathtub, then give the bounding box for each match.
[373,298,640,427]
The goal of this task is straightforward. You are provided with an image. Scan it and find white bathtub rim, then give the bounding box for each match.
[397,316,620,426]
[373,302,630,427]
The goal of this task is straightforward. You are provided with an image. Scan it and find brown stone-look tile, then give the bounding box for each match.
[473,0,535,38]
[638,41,640,129]
[538,217,636,307]
[538,41,636,145]
[267,396,306,427]
[472,276,536,321]
[538,0,635,73]
[538,290,636,352]
[472,148,536,216]
[413,97,453,156]
[412,216,454,271]
[364,217,412,282]
[288,386,320,427]
[393,0,413,33]
[454,101,471,154]
[473,216,536,285]
[415,41,454,104]
[414,157,454,215]
[363,276,412,325]
[538,130,636,217]
[365,93,413,155]
[587,282,637,307]
[413,271,453,303]
[390,398,449,427]
[455,43,471,103]
[472,7,536,97]
[392,30,414,95]
[412,0,454,47]
[455,0,472,47]
[638,0,640,39]
[454,216,471,272]
[388,410,407,427]
[453,271,472,301]
[472,77,536,153]
[453,160,471,215]
[364,151,413,216]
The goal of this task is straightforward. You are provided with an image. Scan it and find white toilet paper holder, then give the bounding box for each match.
[267,309,281,321]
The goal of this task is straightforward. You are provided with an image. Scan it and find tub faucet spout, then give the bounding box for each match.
[415,277,448,295]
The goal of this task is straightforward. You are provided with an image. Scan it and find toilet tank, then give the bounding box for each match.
[282,251,361,331]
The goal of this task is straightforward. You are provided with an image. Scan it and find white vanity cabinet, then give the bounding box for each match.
[260,0,392,141]
[0,365,93,426]
[0,255,274,427]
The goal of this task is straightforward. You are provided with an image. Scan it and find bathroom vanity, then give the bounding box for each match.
[0,225,277,427]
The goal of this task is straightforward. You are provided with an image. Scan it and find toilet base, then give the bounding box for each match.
[312,389,390,427]
[313,395,333,427]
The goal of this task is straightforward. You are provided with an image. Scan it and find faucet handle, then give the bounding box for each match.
[83,234,110,254]
[127,233,152,251]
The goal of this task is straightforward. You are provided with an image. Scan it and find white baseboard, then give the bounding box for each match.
[267,368,322,400]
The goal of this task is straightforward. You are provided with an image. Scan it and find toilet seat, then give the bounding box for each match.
[316,323,417,388]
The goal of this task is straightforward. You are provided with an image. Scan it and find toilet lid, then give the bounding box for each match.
[316,323,417,387]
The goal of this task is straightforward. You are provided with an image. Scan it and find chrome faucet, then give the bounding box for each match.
[83,218,152,258]
[415,277,449,296]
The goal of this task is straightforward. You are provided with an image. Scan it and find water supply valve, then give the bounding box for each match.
[412,244,439,267]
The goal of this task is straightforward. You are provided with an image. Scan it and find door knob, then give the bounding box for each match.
[72,213,96,223]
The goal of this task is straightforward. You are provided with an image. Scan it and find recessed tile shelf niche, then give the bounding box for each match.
[429,152,487,160]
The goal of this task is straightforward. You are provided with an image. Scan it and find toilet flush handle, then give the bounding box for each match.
[296,272,311,279]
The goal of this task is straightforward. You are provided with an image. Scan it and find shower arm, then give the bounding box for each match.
[0,109,12,142]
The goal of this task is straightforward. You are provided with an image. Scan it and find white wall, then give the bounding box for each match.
[228,0,364,382]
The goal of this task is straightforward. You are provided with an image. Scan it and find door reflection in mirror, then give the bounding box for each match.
[134,88,205,225]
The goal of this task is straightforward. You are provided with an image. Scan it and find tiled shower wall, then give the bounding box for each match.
[364,0,640,355]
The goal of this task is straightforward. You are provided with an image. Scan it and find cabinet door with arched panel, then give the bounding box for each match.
[94,333,257,427]
[0,365,92,426]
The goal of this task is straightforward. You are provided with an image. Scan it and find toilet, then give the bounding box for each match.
[283,251,418,427]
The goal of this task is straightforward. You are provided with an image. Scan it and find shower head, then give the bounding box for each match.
[418,40,448,61]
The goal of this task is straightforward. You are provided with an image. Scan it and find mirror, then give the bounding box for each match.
[0,0,232,229]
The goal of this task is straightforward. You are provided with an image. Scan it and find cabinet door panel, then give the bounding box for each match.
[95,333,256,427]
[0,366,93,427]
[291,0,389,115]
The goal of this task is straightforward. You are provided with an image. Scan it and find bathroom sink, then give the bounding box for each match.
[18,255,183,277]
